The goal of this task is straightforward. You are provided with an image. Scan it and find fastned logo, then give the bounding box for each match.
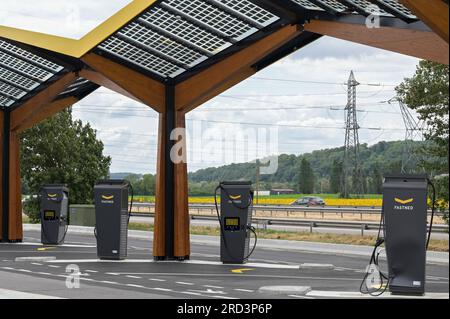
[393,197,414,211]
[394,197,413,205]
[101,195,114,204]
[47,193,58,201]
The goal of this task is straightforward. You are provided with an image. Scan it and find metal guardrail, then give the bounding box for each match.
[133,202,446,216]
[130,203,449,235]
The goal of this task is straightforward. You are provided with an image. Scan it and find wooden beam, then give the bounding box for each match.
[400,0,449,43]
[79,69,142,103]
[175,24,303,113]
[153,113,166,258]
[8,130,22,241]
[173,111,189,258]
[304,19,449,65]
[10,72,77,131]
[82,53,166,113]
[0,111,3,240]
[14,97,78,134]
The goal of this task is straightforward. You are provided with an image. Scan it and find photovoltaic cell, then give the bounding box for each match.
[290,0,325,11]
[0,39,63,73]
[0,66,40,91]
[212,0,279,27]
[0,51,55,82]
[139,7,231,55]
[163,0,257,40]
[343,0,392,16]
[375,0,416,18]
[0,80,27,100]
[119,22,207,67]
[99,37,185,78]
[314,0,349,12]
[0,94,16,107]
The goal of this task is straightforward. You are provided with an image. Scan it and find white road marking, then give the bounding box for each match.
[85,270,98,273]
[176,282,195,286]
[37,272,51,275]
[149,278,166,282]
[47,265,60,268]
[2,260,11,262]
[189,289,226,295]
[289,294,314,299]
[203,285,224,289]
[153,288,173,292]
[126,275,142,279]
[0,288,62,299]
[17,269,32,273]
[31,263,43,266]
[234,289,254,293]
[105,272,362,282]
[211,295,238,300]
[106,273,120,276]
[126,284,145,288]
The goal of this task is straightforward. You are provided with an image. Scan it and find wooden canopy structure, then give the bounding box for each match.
[1,0,448,259]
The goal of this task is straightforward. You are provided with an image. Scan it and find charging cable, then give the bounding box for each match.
[360,210,390,296]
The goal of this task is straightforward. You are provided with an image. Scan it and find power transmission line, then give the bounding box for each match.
[72,108,402,131]
[250,76,398,87]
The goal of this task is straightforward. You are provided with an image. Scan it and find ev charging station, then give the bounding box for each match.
[215,181,256,264]
[40,185,69,245]
[94,180,132,260]
[383,174,429,295]
[361,174,434,296]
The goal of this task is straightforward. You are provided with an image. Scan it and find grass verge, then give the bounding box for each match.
[128,222,448,252]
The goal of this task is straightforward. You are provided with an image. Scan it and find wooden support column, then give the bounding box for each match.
[0,109,22,242]
[0,110,3,241]
[173,110,189,258]
[153,112,167,258]
[153,85,190,260]
[8,130,22,241]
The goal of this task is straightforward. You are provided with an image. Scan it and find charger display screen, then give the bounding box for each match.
[44,210,56,220]
[224,217,240,231]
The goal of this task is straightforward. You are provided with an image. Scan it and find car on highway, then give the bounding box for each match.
[291,196,325,207]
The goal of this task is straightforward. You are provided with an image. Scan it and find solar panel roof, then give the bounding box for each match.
[0,0,432,112]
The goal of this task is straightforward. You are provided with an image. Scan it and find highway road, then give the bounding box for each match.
[129,216,449,240]
[0,228,448,299]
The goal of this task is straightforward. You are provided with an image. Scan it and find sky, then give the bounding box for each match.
[0,1,422,174]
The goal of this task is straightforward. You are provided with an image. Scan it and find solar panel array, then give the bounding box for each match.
[0,0,424,110]
[290,0,416,18]
[98,0,280,79]
[0,39,64,108]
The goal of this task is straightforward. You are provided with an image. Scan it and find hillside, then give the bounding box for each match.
[188,140,424,194]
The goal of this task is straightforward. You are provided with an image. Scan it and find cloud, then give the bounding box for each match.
[0,0,131,39]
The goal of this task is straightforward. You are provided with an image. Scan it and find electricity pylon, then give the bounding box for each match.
[341,71,365,198]
[398,100,426,173]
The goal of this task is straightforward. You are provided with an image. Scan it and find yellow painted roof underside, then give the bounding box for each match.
[0,0,157,58]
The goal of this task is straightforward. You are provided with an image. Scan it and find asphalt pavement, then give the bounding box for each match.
[0,227,448,299]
